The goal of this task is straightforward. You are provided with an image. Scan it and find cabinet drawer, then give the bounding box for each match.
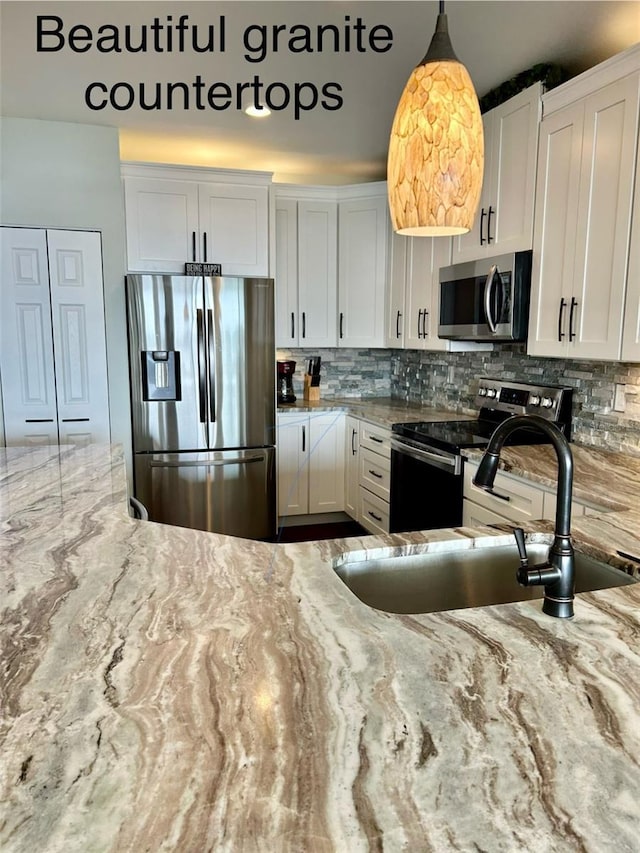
[462,499,511,529]
[359,487,390,535]
[464,462,544,523]
[359,446,391,500]
[359,421,391,457]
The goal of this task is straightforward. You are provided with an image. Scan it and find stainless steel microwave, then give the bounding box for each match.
[438,251,532,342]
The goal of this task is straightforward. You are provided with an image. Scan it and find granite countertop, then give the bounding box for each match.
[2,442,640,852]
[277,395,475,427]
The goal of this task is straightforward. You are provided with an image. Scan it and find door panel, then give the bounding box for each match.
[127,274,207,452]
[198,184,269,276]
[135,448,276,539]
[0,227,59,445]
[48,230,111,443]
[205,277,275,450]
[573,76,639,359]
[528,104,583,356]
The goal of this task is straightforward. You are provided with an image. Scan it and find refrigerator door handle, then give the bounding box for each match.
[207,308,216,422]
[149,455,265,469]
[196,308,207,423]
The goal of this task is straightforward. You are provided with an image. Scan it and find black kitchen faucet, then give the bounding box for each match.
[473,414,575,618]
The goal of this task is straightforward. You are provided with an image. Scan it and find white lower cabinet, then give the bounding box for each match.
[463,460,613,528]
[276,411,345,518]
[0,226,110,447]
[355,420,392,534]
[463,461,545,525]
[345,415,360,519]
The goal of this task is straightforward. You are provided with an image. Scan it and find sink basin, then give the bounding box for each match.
[334,541,636,615]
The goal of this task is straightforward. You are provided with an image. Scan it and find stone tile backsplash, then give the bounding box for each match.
[278,346,640,456]
[392,346,640,457]
[277,348,393,398]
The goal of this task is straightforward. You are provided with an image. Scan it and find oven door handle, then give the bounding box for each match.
[483,264,499,334]
[391,437,462,475]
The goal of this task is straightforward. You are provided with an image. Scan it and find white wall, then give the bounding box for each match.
[0,116,132,480]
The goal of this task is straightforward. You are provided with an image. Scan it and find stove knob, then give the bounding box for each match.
[486,388,497,398]
[478,387,487,396]
[529,394,541,407]
[541,396,555,409]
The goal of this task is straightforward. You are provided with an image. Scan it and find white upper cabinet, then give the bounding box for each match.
[337,188,388,348]
[528,48,640,361]
[299,201,338,347]
[386,230,488,353]
[1,227,110,447]
[122,164,271,277]
[274,189,338,348]
[622,122,640,361]
[452,83,542,262]
[403,235,451,351]
[387,232,452,351]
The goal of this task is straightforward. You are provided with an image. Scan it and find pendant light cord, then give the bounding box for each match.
[439,1,445,13]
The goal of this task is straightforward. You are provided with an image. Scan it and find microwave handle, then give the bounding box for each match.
[484,265,499,334]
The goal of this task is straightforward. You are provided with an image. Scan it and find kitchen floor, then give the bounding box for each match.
[277,520,368,543]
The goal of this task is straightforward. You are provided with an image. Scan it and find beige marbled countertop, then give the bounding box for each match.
[2,442,640,852]
[277,395,475,427]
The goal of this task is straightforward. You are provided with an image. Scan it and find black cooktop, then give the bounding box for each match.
[392,418,553,454]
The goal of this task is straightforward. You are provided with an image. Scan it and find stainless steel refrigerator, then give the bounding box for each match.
[126,274,276,539]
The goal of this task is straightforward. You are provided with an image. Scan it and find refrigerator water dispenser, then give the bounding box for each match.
[141,351,181,401]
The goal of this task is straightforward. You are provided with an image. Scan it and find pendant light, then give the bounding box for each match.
[387,1,484,236]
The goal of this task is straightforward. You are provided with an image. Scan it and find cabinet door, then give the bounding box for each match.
[385,230,407,348]
[462,499,510,528]
[528,102,584,357]
[337,195,388,348]
[47,230,111,445]
[345,415,360,519]
[453,84,541,262]
[571,74,639,360]
[124,177,200,272]
[298,201,338,347]
[0,227,59,445]
[404,236,450,351]
[198,182,269,277]
[463,462,545,523]
[274,199,299,346]
[308,413,345,513]
[489,83,541,254]
[451,111,493,262]
[622,137,640,361]
[276,413,309,516]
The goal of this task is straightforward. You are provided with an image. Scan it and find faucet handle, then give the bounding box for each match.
[513,527,528,567]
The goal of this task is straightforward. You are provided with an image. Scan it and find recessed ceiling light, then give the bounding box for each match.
[245,104,271,118]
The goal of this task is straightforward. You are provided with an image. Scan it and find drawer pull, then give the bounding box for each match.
[368,469,383,479]
[370,436,383,444]
[487,489,511,502]
[368,510,383,522]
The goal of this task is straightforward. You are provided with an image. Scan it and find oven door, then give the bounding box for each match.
[389,436,463,533]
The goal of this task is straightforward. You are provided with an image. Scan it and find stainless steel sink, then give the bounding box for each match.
[334,542,636,615]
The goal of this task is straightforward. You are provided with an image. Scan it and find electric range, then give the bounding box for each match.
[388,379,573,534]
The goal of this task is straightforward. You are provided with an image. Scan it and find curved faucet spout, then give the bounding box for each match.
[473,414,575,618]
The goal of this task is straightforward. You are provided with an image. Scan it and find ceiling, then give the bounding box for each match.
[1,1,639,183]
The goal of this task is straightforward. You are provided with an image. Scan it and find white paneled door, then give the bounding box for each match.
[0,227,110,447]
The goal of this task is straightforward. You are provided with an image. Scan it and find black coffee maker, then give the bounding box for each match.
[277,360,296,404]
